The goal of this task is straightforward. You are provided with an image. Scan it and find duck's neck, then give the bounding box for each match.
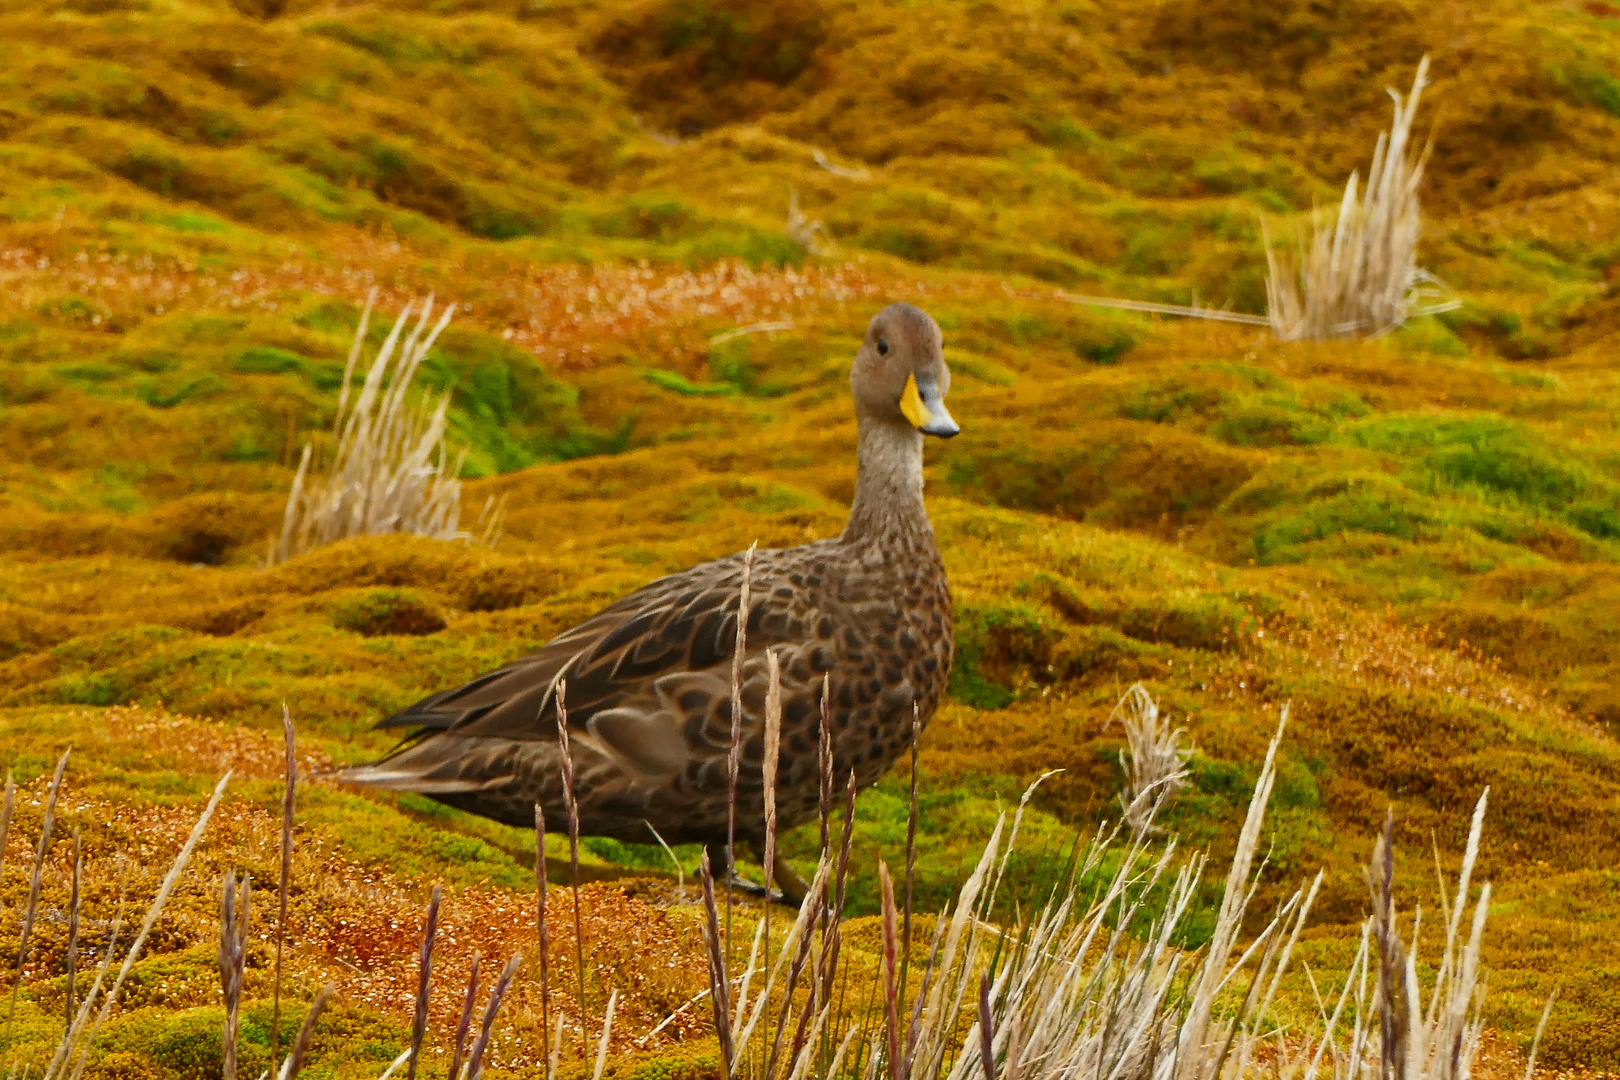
[842,417,931,546]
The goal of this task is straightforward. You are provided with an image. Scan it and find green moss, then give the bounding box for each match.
[330,588,448,637]
[641,367,738,396]
[1212,401,1331,447]
[233,346,307,374]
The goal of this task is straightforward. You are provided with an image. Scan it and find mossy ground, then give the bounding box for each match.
[2,0,1620,1073]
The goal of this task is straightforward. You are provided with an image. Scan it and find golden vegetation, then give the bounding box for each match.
[1,0,1619,1072]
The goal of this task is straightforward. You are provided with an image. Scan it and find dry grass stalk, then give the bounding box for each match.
[548,1009,565,1080]
[535,804,552,1068]
[218,871,250,1080]
[1063,292,1270,327]
[448,954,480,1080]
[408,886,442,1080]
[1110,683,1194,833]
[556,682,590,1051]
[1524,991,1557,1080]
[1299,789,1495,1080]
[760,650,784,1072]
[645,821,685,889]
[974,973,995,1080]
[813,148,871,181]
[46,771,231,1080]
[878,864,901,1080]
[900,710,920,1013]
[273,288,467,564]
[699,851,736,1071]
[1264,56,1456,341]
[5,751,70,1062]
[591,990,619,1080]
[727,543,758,934]
[767,864,830,1080]
[378,1048,414,1080]
[464,955,522,1080]
[277,983,335,1080]
[787,191,831,256]
[0,773,15,896]
[271,708,297,1066]
[63,831,81,1032]
[472,494,508,553]
[710,320,794,347]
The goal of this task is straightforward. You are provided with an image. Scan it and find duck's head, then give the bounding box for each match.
[851,303,959,439]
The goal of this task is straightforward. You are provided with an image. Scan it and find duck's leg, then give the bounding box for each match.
[772,853,811,907]
[703,842,802,908]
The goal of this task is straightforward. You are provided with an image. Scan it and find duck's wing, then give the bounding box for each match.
[342,548,823,796]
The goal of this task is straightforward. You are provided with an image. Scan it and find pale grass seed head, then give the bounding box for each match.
[1110,682,1195,834]
[272,290,478,565]
[1264,56,1457,342]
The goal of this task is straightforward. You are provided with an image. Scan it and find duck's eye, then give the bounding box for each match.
[877,338,889,355]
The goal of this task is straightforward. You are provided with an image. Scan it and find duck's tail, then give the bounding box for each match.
[336,734,518,795]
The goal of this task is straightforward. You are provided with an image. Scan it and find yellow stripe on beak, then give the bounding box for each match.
[900,373,930,428]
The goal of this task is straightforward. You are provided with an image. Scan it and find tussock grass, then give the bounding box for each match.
[273,290,470,565]
[1109,682,1193,833]
[1264,58,1456,342]
[690,633,1512,1080]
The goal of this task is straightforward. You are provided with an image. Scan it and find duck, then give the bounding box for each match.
[338,302,960,897]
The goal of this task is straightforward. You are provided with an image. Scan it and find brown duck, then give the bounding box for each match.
[340,302,959,894]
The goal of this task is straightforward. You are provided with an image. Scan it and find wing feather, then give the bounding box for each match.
[369,551,802,748]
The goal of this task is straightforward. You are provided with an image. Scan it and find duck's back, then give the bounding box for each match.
[344,532,953,847]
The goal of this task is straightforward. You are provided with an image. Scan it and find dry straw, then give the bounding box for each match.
[4,751,69,1061]
[218,871,250,1080]
[680,561,1520,1080]
[787,190,831,256]
[1264,56,1457,341]
[1068,57,1456,342]
[272,707,297,1066]
[273,289,472,564]
[408,886,442,1080]
[556,681,591,1053]
[1110,683,1194,833]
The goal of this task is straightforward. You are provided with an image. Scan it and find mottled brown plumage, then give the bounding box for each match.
[339,303,959,879]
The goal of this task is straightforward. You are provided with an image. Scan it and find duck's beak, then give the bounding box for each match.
[901,373,960,438]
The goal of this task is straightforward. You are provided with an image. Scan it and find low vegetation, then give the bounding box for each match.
[1263,57,1455,341]
[274,289,485,565]
[2,0,1618,1072]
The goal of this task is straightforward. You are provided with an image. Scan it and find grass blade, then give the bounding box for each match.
[447,954,480,1080]
[464,955,522,1080]
[557,681,589,1053]
[408,885,441,1080]
[277,983,335,1080]
[5,751,70,1064]
[272,706,297,1066]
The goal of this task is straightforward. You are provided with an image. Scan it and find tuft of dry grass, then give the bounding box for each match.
[786,192,831,257]
[683,582,1515,1080]
[1108,682,1194,833]
[1299,792,1497,1080]
[273,290,469,564]
[1264,57,1456,342]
